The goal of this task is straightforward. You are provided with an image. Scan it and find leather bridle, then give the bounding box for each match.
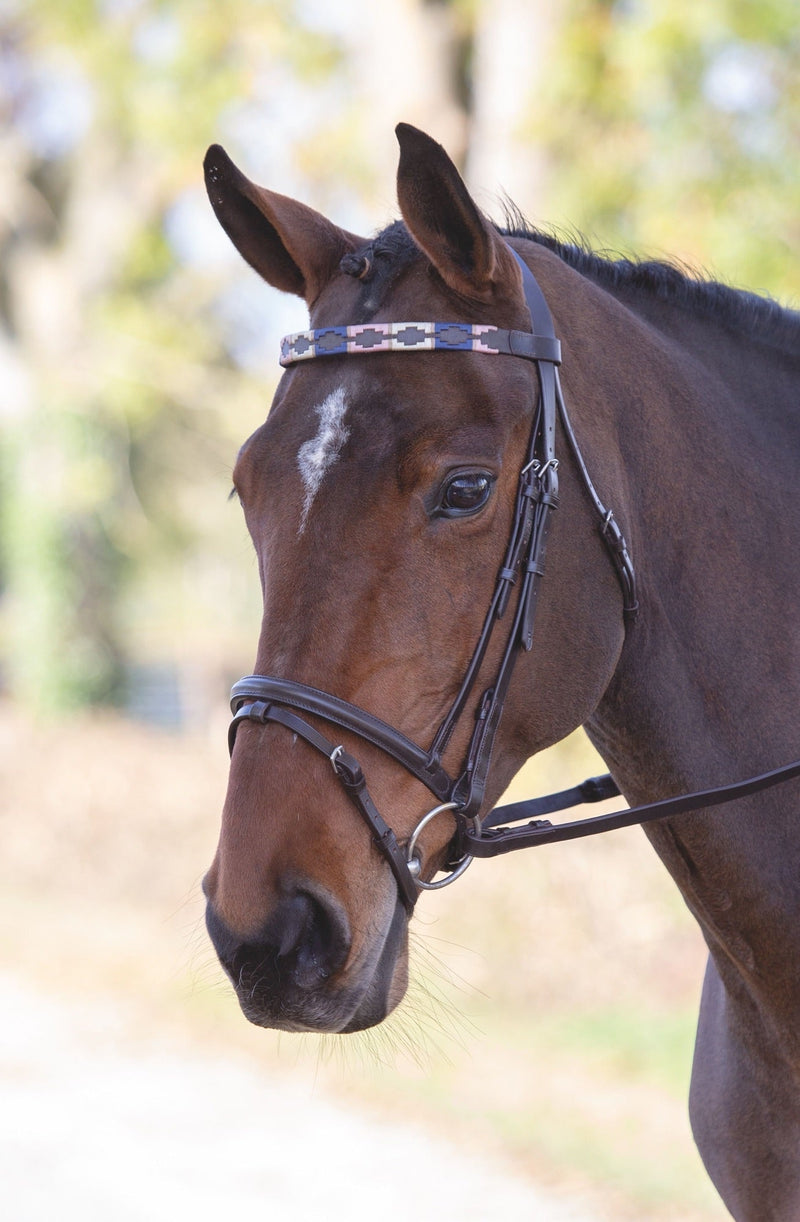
[228,247,800,912]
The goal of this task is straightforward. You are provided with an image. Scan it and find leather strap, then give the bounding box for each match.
[230,675,453,801]
[229,697,420,910]
[472,757,800,855]
[279,321,561,367]
[483,772,620,828]
[447,250,561,817]
[554,374,638,620]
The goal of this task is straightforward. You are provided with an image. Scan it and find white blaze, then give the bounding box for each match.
[296,387,351,534]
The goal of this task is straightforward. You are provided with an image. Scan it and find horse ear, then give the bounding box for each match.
[395,123,517,302]
[203,144,364,305]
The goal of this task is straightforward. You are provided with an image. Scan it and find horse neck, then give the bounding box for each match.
[576,285,800,807]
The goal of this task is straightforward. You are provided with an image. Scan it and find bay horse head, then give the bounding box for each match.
[201,125,629,1033]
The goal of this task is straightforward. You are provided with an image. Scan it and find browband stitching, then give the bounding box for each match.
[280,321,561,367]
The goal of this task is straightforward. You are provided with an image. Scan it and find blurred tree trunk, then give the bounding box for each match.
[1,125,139,707]
[0,7,258,713]
[466,0,562,218]
[328,0,469,204]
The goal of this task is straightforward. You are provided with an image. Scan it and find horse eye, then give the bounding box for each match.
[440,472,494,516]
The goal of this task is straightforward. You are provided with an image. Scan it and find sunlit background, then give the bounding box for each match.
[1,2,798,1219]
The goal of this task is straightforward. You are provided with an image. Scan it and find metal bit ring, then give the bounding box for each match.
[406,802,481,890]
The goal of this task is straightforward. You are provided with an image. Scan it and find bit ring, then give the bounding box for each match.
[406,802,481,890]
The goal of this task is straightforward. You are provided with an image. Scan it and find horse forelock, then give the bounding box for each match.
[337,221,425,320]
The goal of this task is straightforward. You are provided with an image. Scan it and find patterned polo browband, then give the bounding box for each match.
[279,321,561,367]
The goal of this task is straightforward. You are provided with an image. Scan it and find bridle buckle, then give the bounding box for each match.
[330,744,345,771]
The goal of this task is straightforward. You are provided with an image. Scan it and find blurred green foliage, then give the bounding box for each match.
[541,0,800,298]
[0,0,797,714]
[0,0,313,710]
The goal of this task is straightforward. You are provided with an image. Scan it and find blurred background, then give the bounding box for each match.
[1,1,798,1219]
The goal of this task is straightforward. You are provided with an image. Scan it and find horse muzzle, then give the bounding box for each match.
[203,876,409,1033]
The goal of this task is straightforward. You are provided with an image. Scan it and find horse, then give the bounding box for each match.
[201,123,800,1220]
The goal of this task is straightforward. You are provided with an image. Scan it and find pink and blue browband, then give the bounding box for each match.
[279,321,561,367]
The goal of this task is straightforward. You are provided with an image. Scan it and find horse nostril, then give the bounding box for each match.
[274,888,351,989]
[205,884,351,996]
[276,893,313,958]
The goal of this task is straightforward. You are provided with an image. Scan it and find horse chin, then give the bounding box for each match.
[338,897,410,1032]
[230,894,410,1035]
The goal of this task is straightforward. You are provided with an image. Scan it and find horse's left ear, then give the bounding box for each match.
[395,123,519,303]
[204,144,365,305]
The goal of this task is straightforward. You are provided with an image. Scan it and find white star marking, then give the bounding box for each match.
[296,387,351,534]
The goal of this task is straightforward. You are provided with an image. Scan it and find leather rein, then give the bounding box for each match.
[228,247,800,911]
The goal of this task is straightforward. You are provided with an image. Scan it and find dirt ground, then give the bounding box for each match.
[1,971,604,1222]
[0,704,728,1220]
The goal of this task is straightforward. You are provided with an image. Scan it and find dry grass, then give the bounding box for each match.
[0,703,728,1220]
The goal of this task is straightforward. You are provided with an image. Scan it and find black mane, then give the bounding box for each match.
[504,220,799,354]
[344,218,799,354]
